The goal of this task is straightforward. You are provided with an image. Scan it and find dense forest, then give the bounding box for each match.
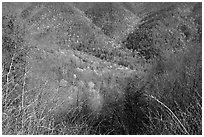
[2,2,202,135]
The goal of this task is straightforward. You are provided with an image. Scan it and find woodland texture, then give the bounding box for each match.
[2,2,202,135]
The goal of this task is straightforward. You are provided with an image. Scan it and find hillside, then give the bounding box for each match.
[2,2,202,135]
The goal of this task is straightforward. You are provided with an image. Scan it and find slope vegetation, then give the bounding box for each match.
[2,2,202,135]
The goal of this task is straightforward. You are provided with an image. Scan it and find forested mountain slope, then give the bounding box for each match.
[2,2,201,135]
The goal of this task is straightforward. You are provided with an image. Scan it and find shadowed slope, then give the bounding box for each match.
[2,2,202,135]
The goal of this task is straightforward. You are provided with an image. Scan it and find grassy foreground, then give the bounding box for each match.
[2,2,202,135]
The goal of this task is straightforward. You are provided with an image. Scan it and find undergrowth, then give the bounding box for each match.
[2,2,202,135]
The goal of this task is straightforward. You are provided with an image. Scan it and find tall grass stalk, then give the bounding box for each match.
[145,94,189,135]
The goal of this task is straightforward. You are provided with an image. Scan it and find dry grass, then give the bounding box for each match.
[2,2,202,135]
